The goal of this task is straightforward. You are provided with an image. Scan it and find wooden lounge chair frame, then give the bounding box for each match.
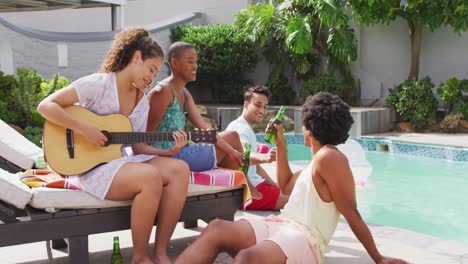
[0,156,243,264]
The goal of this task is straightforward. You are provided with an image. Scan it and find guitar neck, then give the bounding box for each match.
[110,132,188,144]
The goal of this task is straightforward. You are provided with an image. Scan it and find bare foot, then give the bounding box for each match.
[153,254,172,264]
[251,188,263,200]
[132,255,154,264]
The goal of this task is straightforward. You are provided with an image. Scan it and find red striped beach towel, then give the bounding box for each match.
[191,168,252,209]
[19,169,81,190]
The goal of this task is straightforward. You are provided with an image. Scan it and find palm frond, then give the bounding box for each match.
[234,3,276,46]
[285,15,313,54]
[327,24,358,63]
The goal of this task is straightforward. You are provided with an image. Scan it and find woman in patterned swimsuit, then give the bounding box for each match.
[146,42,263,199]
[146,42,245,172]
[37,27,188,264]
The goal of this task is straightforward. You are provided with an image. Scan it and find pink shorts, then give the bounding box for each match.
[244,217,320,264]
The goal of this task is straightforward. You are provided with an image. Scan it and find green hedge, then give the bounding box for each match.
[171,24,258,103]
[0,68,70,146]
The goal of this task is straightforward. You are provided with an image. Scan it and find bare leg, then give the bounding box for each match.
[215,131,263,199]
[216,130,243,170]
[106,161,163,264]
[274,193,290,210]
[175,219,256,264]
[145,157,190,264]
[234,241,286,264]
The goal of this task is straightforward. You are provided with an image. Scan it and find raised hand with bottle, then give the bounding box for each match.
[264,105,286,144]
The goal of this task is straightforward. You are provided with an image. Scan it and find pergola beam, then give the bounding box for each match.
[0,0,48,7]
[0,0,125,13]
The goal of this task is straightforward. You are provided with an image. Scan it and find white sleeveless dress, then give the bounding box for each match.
[68,72,155,199]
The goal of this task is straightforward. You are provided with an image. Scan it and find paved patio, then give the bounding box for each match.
[1,209,467,264]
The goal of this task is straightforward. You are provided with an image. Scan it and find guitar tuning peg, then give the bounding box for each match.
[194,128,199,131]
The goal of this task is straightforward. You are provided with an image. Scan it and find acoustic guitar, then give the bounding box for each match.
[43,105,217,175]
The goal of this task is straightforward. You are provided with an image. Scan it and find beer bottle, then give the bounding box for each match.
[264,106,285,144]
[238,144,252,175]
[111,236,123,264]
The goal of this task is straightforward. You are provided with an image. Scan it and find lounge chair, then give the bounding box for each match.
[0,119,243,264]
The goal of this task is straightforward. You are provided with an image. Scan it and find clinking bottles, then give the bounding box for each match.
[111,236,123,264]
[238,144,252,175]
[264,106,285,144]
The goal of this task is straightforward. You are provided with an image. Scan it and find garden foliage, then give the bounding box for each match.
[234,0,358,104]
[0,68,70,146]
[386,77,438,129]
[171,24,257,104]
[437,77,468,118]
[299,73,344,104]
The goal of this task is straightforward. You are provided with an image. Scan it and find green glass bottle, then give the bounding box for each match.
[111,236,123,264]
[238,144,252,175]
[264,106,286,144]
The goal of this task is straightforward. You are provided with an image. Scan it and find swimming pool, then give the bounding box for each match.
[284,142,468,245]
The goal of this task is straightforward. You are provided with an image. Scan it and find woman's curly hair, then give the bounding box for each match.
[100,27,164,73]
[302,92,354,146]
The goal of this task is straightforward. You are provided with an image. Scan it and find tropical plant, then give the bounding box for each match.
[346,0,468,79]
[386,77,438,129]
[234,0,358,102]
[171,24,257,103]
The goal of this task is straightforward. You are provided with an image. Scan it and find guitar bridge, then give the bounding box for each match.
[66,129,75,159]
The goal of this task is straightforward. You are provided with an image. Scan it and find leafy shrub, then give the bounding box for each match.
[13,68,43,127]
[437,77,460,114]
[0,68,70,146]
[386,77,438,129]
[0,71,21,124]
[451,79,467,118]
[24,126,43,146]
[299,73,344,104]
[171,24,258,103]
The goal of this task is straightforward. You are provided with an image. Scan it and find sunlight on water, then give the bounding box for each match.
[286,143,468,245]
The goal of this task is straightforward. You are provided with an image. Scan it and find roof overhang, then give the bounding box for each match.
[0,0,126,13]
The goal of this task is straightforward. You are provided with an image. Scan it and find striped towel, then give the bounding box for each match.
[19,169,81,190]
[190,168,252,209]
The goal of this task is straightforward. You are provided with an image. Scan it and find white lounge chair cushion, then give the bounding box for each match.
[29,184,242,210]
[0,168,33,209]
[0,119,43,170]
[30,188,131,210]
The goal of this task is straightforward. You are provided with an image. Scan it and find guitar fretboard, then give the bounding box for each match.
[110,132,187,144]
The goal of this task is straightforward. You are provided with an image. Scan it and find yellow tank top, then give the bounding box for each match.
[280,160,340,262]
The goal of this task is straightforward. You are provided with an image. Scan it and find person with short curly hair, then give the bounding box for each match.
[38,27,189,264]
[175,92,407,264]
[301,92,354,146]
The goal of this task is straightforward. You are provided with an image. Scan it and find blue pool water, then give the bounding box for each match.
[285,143,468,245]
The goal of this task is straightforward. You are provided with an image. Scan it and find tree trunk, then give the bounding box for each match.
[408,19,423,80]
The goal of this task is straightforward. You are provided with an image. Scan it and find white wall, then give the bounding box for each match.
[0,27,14,74]
[351,17,468,104]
